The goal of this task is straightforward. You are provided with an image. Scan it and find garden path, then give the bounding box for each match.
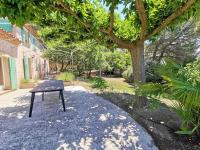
[0,86,158,150]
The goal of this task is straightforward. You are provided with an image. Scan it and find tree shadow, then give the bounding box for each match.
[96,91,185,150]
[96,91,135,112]
[0,87,157,150]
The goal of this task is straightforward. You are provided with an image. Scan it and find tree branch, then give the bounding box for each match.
[54,2,91,29]
[53,2,136,50]
[135,0,147,40]
[145,0,196,40]
[108,1,117,33]
[100,29,136,49]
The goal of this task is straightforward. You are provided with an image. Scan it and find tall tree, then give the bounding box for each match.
[2,0,200,105]
[145,19,200,64]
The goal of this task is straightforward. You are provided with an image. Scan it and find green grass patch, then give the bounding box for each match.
[105,78,134,93]
[57,72,76,81]
[77,77,134,94]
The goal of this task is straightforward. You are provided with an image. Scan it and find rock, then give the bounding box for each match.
[167,120,181,130]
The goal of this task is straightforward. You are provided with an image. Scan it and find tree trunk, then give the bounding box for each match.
[152,49,158,61]
[158,49,166,62]
[60,60,64,72]
[130,42,145,83]
[64,63,69,71]
[55,61,58,73]
[130,42,146,107]
[87,70,92,78]
[99,68,102,77]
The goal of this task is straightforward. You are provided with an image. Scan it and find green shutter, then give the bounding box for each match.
[8,57,17,90]
[28,32,30,47]
[0,23,13,32]
[21,28,26,43]
[23,57,30,80]
[0,18,13,32]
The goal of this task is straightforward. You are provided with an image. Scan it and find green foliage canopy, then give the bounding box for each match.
[2,0,200,87]
[1,0,200,45]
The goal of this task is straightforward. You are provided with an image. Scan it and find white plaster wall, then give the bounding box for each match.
[0,40,18,58]
[0,25,49,89]
[17,44,47,80]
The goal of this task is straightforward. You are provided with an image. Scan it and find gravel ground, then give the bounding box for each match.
[0,86,158,150]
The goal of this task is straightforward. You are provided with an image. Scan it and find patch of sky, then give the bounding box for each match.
[117,4,125,19]
[100,1,126,20]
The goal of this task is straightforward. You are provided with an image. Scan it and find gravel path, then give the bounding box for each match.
[0,86,158,150]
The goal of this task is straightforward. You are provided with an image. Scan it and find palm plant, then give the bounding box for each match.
[137,58,200,135]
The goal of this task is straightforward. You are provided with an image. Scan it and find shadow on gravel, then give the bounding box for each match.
[0,88,157,150]
[97,91,200,150]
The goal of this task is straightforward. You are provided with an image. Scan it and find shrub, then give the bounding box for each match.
[137,58,200,136]
[122,62,162,83]
[122,66,133,83]
[92,77,108,90]
[145,61,162,82]
[57,72,75,81]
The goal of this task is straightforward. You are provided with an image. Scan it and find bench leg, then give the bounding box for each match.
[29,92,35,117]
[42,92,44,101]
[60,90,66,112]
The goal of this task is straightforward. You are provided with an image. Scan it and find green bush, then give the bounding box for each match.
[57,72,75,81]
[137,58,200,136]
[122,66,133,83]
[145,61,162,82]
[92,77,108,90]
[122,62,162,83]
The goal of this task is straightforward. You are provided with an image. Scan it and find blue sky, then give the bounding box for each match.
[117,4,125,19]
[101,2,125,19]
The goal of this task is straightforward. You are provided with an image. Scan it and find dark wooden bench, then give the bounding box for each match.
[29,80,66,117]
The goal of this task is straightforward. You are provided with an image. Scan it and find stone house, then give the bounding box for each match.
[0,18,49,90]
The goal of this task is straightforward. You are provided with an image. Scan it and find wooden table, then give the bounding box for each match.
[29,80,66,117]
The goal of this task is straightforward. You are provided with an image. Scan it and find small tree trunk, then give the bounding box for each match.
[60,60,64,72]
[64,63,69,71]
[130,42,146,107]
[152,49,157,61]
[158,49,166,62]
[55,62,58,73]
[88,70,92,78]
[99,68,102,77]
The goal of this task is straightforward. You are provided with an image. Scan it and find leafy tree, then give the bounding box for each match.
[145,19,200,64]
[75,40,104,77]
[67,40,131,77]
[144,19,200,82]
[40,20,131,76]
[39,14,91,72]
[43,46,75,72]
[2,0,200,105]
[102,50,131,75]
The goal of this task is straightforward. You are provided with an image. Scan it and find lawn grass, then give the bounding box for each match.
[75,76,134,94]
[75,76,174,109]
[104,77,134,93]
[57,72,76,81]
